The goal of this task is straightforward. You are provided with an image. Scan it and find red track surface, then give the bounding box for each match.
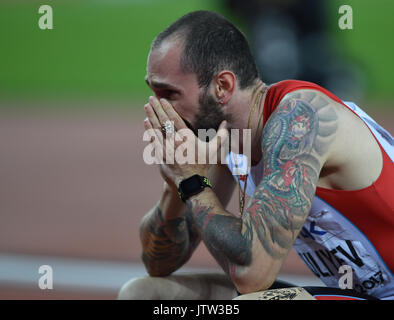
[0,106,392,299]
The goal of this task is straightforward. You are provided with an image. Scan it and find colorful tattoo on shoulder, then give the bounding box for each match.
[242,94,337,259]
[188,94,338,277]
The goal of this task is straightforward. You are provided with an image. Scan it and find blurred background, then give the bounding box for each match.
[0,0,393,299]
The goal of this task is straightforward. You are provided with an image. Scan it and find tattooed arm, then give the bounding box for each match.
[140,186,199,276]
[186,91,338,293]
[140,164,235,276]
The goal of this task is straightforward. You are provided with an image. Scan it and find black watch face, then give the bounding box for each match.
[181,175,203,194]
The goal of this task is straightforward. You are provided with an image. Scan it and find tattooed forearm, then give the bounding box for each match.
[187,200,252,277]
[140,206,200,275]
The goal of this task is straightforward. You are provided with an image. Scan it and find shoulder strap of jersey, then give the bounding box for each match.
[263,80,345,127]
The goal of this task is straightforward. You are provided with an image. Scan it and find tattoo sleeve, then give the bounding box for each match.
[242,95,337,259]
[187,92,338,280]
[140,205,201,276]
[188,201,252,278]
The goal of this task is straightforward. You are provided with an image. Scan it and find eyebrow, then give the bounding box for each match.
[145,76,181,91]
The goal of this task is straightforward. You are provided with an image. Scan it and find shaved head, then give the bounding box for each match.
[151,10,259,89]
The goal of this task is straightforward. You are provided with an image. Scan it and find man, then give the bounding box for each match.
[119,11,394,300]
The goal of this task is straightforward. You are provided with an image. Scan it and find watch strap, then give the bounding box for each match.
[177,174,212,202]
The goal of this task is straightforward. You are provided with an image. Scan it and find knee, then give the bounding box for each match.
[118,277,158,300]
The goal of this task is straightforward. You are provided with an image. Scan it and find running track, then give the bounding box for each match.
[0,103,392,299]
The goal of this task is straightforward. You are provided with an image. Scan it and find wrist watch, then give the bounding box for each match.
[177,174,212,202]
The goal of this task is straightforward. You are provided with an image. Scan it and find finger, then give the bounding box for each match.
[144,117,165,163]
[143,117,156,139]
[143,117,151,140]
[218,120,228,133]
[149,96,170,126]
[164,133,176,165]
[144,114,176,164]
[208,120,229,164]
[160,98,187,130]
[143,116,151,130]
[213,120,229,147]
[144,103,162,130]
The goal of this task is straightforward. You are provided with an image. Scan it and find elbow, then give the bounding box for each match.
[234,276,275,295]
[232,265,278,295]
[146,268,172,277]
[141,253,174,277]
[145,262,172,277]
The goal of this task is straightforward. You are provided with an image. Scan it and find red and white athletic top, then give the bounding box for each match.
[226,80,394,299]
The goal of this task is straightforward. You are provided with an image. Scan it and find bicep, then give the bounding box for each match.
[242,97,337,259]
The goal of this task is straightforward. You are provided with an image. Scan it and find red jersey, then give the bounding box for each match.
[226,80,394,299]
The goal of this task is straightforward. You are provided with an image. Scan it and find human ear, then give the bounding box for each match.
[214,70,236,105]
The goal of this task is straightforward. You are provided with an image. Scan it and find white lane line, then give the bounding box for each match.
[0,253,323,292]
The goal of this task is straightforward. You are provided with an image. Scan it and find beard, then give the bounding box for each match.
[193,88,230,134]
